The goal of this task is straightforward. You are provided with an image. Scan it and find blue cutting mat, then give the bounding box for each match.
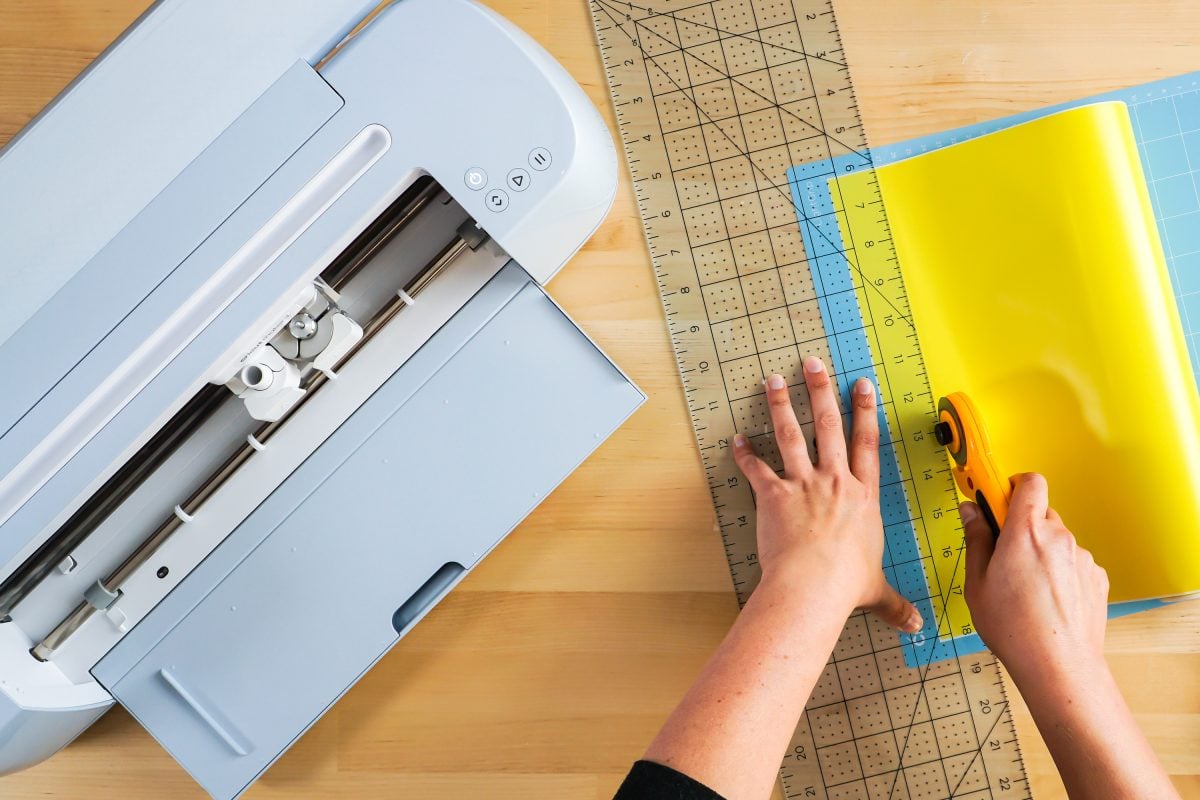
[788,72,1200,666]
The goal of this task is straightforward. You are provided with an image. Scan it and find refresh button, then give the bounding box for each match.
[464,167,488,191]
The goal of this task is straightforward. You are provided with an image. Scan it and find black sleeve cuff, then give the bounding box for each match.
[613,759,727,800]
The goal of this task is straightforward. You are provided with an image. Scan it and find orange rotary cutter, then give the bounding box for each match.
[933,393,1014,536]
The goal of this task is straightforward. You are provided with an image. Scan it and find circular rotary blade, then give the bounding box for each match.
[936,395,968,467]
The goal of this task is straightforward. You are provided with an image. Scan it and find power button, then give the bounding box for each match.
[464,167,488,191]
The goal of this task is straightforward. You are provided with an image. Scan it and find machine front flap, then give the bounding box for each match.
[91,263,644,799]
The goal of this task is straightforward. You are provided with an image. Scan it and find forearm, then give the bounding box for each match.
[643,571,851,800]
[1012,659,1179,800]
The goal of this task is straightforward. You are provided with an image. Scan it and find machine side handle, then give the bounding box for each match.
[391,562,465,635]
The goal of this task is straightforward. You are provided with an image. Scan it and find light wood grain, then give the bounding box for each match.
[0,1,1196,798]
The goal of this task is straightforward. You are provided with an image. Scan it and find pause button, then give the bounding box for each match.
[528,147,552,171]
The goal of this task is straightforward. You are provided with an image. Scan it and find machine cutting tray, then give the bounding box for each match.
[0,1,643,797]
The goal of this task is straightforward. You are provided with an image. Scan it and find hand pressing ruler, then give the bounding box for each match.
[588,1,1031,798]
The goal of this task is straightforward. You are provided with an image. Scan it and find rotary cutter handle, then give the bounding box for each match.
[933,393,1014,537]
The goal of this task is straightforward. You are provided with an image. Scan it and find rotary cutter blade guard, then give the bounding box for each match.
[934,393,1014,536]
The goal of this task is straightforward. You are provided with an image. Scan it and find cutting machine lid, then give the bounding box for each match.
[0,0,380,352]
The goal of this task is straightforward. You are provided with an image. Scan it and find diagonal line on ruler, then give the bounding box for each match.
[590,3,1028,796]
[788,10,1002,789]
[785,9,987,790]
[598,7,993,793]
[790,182,914,331]
[600,0,916,331]
[596,0,750,496]
[594,1,850,242]
[608,12,913,336]
[948,698,1014,797]
[592,0,915,330]
[885,552,966,799]
[601,0,751,26]
[786,10,1005,794]
[607,0,868,160]
[600,0,849,68]
[882,535,999,800]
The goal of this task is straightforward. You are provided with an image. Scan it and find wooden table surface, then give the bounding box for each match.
[2,1,1198,798]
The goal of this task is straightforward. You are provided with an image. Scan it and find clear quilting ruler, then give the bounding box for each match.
[588,1,1031,797]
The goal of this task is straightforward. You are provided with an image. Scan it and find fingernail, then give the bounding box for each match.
[903,610,923,633]
[854,377,874,396]
[733,434,748,449]
[959,502,979,523]
[766,374,786,390]
[804,356,824,374]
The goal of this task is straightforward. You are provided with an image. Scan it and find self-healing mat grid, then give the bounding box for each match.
[789,72,1200,663]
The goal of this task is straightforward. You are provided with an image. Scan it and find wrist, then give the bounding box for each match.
[756,563,858,620]
[1005,648,1114,721]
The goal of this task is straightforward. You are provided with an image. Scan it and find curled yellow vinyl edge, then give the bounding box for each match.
[837,102,1200,604]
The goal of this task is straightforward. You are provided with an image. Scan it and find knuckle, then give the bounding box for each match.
[1023,472,1048,494]
[883,594,907,617]
[816,411,842,432]
[827,471,854,495]
[1044,530,1073,559]
[767,390,792,408]
[735,460,761,484]
[776,423,805,445]
[855,429,880,449]
[1014,511,1041,535]
[1062,538,1079,564]
[761,480,793,502]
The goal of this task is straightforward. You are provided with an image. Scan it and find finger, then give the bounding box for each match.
[803,356,846,470]
[732,433,779,493]
[961,501,995,587]
[764,374,812,477]
[865,579,923,633]
[1008,472,1049,528]
[848,377,880,489]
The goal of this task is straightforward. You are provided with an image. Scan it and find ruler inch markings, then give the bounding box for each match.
[589,1,1030,797]
[591,0,755,601]
[594,0,919,331]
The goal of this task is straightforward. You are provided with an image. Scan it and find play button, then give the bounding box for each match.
[507,168,531,192]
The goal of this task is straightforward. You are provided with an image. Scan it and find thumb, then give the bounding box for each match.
[865,577,923,634]
[961,501,995,588]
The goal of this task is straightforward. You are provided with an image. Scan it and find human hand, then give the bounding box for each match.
[962,473,1109,684]
[731,356,922,633]
[962,476,1179,799]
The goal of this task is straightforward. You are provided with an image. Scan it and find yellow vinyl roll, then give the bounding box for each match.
[866,102,1200,603]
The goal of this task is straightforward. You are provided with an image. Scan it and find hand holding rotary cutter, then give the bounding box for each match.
[934,393,1014,536]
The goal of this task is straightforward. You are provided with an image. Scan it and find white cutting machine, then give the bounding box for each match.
[0,1,642,797]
